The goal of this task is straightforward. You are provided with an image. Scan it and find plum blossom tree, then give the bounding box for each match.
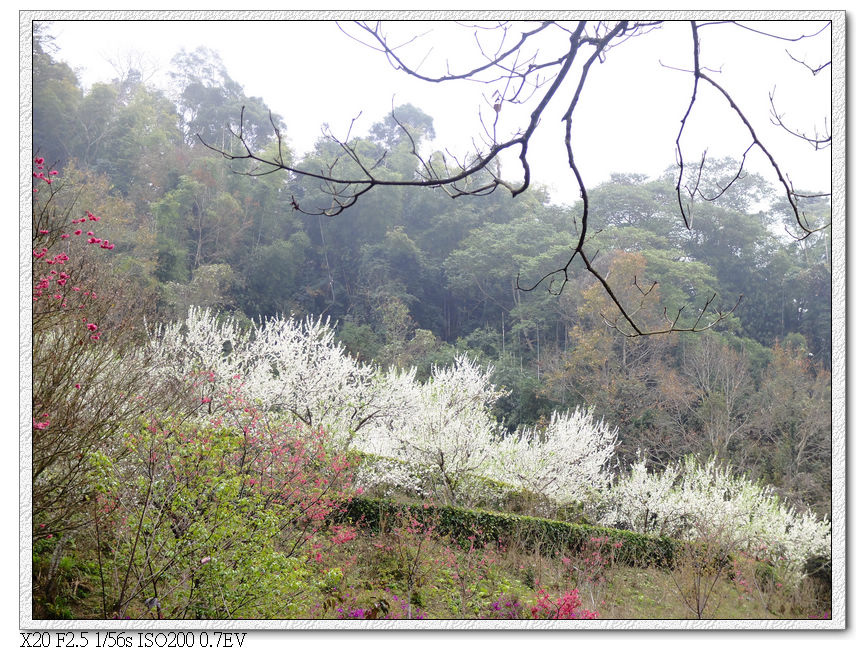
[491,408,618,507]
[596,454,830,578]
[148,307,395,449]
[359,355,503,505]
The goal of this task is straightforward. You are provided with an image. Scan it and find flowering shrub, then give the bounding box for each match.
[88,390,358,619]
[486,587,598,620]
[531,587,599,620]
[31,159,172,539]
[560,535,623,608]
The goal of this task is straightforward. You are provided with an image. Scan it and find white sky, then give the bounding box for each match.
[40,16,833,205]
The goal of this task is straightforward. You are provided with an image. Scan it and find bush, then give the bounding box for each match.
[339,497,680,569]
[86,391,358,619]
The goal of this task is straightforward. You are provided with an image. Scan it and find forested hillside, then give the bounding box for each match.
[29,22,833,621]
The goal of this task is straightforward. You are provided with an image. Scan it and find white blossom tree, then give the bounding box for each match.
[148,307,395,448]
[593,454,684,536]
[597,454,830,577]
[358,354,503,505]
[490,408,618,508]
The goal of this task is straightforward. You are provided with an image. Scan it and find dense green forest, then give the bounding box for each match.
[30,23,832,620]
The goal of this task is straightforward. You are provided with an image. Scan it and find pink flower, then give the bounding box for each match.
[75,384,81,389]
[74,230,82,236]
[86,323,98,331]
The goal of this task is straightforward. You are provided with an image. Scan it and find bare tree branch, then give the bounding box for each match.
[203,19,831,337]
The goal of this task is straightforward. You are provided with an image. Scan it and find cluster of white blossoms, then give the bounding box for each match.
[490,409,619,506]
[150,309,618,506]
[149,308,829,574]
[358,355,506,504]
[149,307,386,448]
[595,455,831,575]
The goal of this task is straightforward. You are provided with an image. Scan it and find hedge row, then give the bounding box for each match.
[337,496,682,569]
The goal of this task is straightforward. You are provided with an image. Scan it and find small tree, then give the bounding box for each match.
[360,355,503,505]
[491,408,618,509]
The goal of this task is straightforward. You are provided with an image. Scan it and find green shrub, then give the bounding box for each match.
[339,497,680,569]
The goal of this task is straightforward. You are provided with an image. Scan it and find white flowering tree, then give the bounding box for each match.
[358,354,503,505]
[148,308,395,448]
[491,408,618,508]
[243,314,383,448]
[597,455,830,577]
[593,454,684,536]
